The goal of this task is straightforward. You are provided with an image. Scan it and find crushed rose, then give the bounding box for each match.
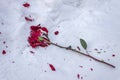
[28,24,50,48]
[81,76,83,79]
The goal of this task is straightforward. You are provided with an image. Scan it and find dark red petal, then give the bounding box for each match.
[90,68,93,71]
[54,31,59,35]
[2,50,6,55]
[49,64,56,71]
[30,30,41,37]
[38,40,49,47]
[30,51,35,54]
[23,3,30,8]
[41,27,48,33]
[30,25,41,31]
[3,41,6,44]
[28,37,37,48]
[81,76,83,79]
[77,74,80,79]
[112,54,115,57]
[79,66,83,68]
[25,17,34,22]
[28,24,49,48]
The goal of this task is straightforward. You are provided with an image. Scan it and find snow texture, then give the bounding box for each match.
[0,0,120,80]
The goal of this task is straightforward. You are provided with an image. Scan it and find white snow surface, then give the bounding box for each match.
[0,0,120,80]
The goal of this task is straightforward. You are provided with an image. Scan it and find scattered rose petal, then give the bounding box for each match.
[54,31,59,35]
[3,41,6,44]
[30,51,35,54]
[90,68,93,71]
[81,76,83,79]
[2,50,6,55]
[112,54,115,57]
[49,64,56,71]
[77,74,80,79]
[23,3,30,8]
[0,32,1,34]
[25,17,34,22]
[79,66,83,68]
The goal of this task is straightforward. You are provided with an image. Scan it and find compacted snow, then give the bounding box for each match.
[0,0,120,80]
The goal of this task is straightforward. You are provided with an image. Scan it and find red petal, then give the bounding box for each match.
[30,25,41,31]
[41,27,48,33]
[2,50,6,55]
[49,64,56,71]
[112,54,115,57]
[90,68,93,71]
[30,51,35,54]
[3,41,6,44]
[79,66,83,68]
[54,31,59,35]
[77,74,80,79]
[23,3,30,8]
[25,17,34,22]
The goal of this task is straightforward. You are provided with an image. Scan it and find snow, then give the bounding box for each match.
[0,0,120,80]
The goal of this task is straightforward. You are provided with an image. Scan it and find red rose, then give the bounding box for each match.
[28,24,50,48]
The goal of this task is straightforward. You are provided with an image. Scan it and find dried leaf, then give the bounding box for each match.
[80,38,87,50]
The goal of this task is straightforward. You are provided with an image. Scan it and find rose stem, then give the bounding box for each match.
[50,42,115,68]
[44,34,115,68]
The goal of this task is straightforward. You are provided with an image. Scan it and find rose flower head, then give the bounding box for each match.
[28,24,50,48]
